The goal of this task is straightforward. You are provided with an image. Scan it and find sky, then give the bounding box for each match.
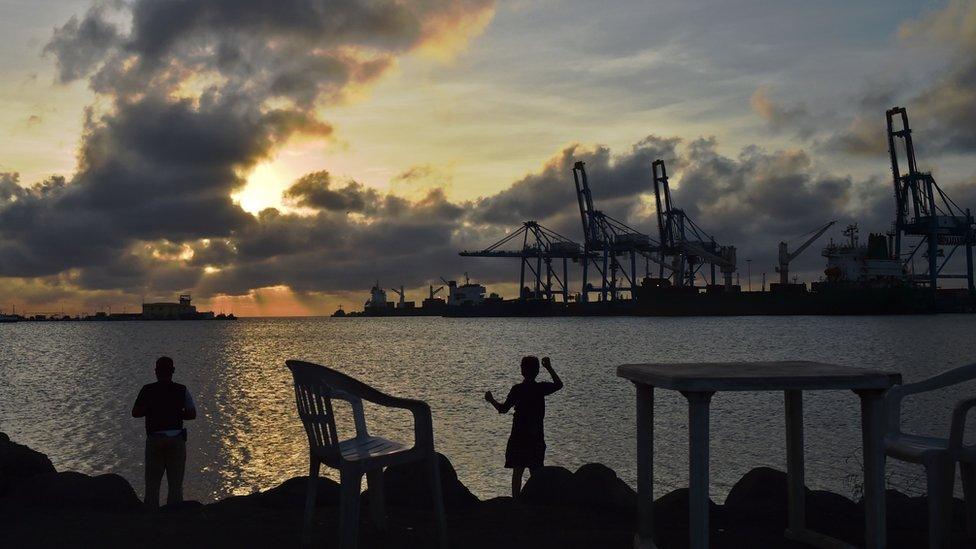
[0,0,974,316]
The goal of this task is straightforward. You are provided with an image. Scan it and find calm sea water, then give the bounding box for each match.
[2,316,975,503]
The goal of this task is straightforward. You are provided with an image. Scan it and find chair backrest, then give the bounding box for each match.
[886,362,976,436]
[286,360,370,453]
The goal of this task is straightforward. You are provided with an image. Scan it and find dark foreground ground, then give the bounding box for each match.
[2,432,974,548]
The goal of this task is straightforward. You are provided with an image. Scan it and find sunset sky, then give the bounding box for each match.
[1,0,974,316]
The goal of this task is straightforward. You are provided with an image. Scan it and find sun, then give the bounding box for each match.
[233,162,289,214]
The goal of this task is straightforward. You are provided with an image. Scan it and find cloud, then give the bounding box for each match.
[800,0,976,157]
[43,4,121,83]
[0,0,497,300]
[750,86,816,138]
[470,135,682,234]
[283,171,381,212]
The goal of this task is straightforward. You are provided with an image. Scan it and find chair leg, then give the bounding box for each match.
[961,462,976,538]
[428,452,448,549]
[302,457,320,548]
[339,466,363,549]
[366,469,387,531]
[926,457,954,549]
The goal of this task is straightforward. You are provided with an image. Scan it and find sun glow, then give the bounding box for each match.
[233,162,289,214]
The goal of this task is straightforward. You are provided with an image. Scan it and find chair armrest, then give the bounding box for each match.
[356,387,434,448]
[407,400,434,449]
[361,390,435,448]
[949,397,976,450]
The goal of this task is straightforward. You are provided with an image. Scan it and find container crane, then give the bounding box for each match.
[652,159,737,289]
[572,161,659,302]
[887,107,975,293]
[776,221,836,285]
[459,221,582,302]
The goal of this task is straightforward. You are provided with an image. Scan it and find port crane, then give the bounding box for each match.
[459,222,582,302]
[887,107,975,293]
[390,286,406,307]
[776,220,836,285]
[573,161,660,302]
[652,159,737,289]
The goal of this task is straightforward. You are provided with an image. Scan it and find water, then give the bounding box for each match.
[1,316,975,504]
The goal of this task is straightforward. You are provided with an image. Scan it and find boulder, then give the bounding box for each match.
[723,467,794,527]
[653,488,722,529]
[0,434,57,495]
[573,463,637,513]
[806,490,862,543]
[251,476,341,509]
[379,452,480,511]
[518,466,575,506]
[3,471,140,511]
[161,500,205,512]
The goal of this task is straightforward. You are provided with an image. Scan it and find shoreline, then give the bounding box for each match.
[0,432,965,548]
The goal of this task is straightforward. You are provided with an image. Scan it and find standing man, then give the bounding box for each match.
[132,356,196,509]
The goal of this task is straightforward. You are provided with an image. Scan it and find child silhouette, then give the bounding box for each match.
[485,356,563,498]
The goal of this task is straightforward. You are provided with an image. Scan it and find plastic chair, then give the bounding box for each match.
[285,360,448,549]
[885,362,976,548]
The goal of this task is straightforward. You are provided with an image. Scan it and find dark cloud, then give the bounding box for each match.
[667,139,889,273]
[283,171,381,212]
[471,135,681,233]
[196,188,469,296]
[43,5,121,83]
[0,0,496,299]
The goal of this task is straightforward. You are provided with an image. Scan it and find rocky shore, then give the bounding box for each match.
[0,433,969,548]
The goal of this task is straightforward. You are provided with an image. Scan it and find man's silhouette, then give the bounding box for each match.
[485,356,563,498]
[132,356,196,509]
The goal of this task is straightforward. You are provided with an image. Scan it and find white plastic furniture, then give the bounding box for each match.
[285,360,447,549]
[885,362,976,549]
[618,361,900,549]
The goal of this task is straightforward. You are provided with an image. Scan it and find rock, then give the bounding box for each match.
[161,500,205,512]
[573,463,637,513]
[653,488,722,529]
[0,434,57,495]
[0,432,8,442]
[723,467,794,527]
[251,476,340,509]
[518,466,575,506]
[3,471,140,511]
[379,452,480,511]
[806,490,861,543]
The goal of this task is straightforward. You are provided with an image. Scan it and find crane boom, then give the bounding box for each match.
[777,220,836,284]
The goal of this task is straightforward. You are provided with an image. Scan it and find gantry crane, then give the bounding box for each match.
[887,107,975,293]
[573,161,659,302]
[776,221,836,285]
[389,285,406,307]
[652,159,737,289]
[459,221,583,302]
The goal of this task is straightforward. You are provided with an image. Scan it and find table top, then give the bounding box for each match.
[617,361,901,392]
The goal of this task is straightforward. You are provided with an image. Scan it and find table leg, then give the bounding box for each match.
[855,389,887,549]
[683,390,714,549]
[635,384,656,549]
[785,389,806,535]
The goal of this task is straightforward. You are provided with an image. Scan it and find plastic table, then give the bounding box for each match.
[617,361,901,549]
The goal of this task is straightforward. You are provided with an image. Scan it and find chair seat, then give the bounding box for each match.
[886,434,976,463]
[311,435,414,466]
